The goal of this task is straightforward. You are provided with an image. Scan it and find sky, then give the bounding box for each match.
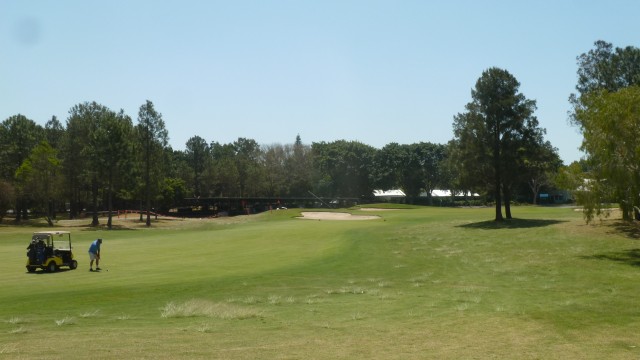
[2,1,639,164]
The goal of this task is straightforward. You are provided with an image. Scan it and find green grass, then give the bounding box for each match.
[1,206,639,359]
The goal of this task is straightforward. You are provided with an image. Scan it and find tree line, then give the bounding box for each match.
[5,40,631,225]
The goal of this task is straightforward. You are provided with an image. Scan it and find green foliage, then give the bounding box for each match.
[312,140,377,198]
[570,41,640,222]
[0,114,44,181]
[14,141,62,225]
[574,87,640,221]
[137,100,169,226]
[452,68,546,220]
[373,142,447,203]
[0,180,15,221]
[185,135,209,197]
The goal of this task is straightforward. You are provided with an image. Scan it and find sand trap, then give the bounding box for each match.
[298,212,380,220]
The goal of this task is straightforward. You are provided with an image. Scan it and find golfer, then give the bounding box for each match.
[88,238,102,272]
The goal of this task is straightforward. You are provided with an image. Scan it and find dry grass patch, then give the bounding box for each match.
[160,299,261,320]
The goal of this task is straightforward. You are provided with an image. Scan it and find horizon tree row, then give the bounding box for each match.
[4,59,586,226]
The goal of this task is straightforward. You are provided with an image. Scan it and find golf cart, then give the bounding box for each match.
[26,231,78,273]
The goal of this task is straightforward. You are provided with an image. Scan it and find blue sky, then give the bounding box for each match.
[2,1,639,164]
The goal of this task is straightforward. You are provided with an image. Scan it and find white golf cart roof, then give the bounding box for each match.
[33,231,71,235]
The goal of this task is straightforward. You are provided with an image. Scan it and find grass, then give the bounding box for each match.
[1,206,639,359]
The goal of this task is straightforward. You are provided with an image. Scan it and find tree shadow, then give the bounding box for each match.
[609,221,640,240]
[582,249,640,267]
[458,218,567,230]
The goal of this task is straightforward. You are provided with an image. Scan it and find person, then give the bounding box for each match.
[88,238,102,272]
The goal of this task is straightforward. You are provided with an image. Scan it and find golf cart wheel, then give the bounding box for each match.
[27,266,36,273]
[70,260,78,270]
[47,261,58,273]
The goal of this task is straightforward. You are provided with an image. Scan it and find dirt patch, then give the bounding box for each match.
[298,212,380,221]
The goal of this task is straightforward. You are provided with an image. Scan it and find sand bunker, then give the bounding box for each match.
[298,212,380,221]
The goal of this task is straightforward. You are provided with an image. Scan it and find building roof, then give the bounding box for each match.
[373,189,406,197]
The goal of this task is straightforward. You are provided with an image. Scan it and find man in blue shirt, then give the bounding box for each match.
[88,238,102,272]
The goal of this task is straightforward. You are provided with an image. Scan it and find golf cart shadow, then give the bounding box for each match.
[458,218,567,229]
[26,268,74,275]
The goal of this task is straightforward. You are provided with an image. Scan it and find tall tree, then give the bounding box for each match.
[0,114,44,221]
[570,41,640,222]
[66,102,114,226]
[312,140,376,198]
[452,67,539,221]
[90,109,134,229]
[14,141,62,226]
[233,138,263,197]
[574,86,640,221]
[44,116,65,150]
[185,136,209,197]
[210,142,240,197]
[284,135,312,197]
[0,180,14,223]
[262,143,288,197]
[136,100,168,226]
[409,142,447,204]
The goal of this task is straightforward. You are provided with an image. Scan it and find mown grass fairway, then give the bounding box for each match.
[1,206,639,359]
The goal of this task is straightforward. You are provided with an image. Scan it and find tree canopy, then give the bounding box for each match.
[570,41,640,222]
[452,67,551,221]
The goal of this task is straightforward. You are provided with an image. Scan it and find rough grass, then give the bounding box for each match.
[160,299,261,319]
[0,207,639,359]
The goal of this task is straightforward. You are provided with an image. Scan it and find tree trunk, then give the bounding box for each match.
[494,156,503,221]
[46,199,54,226]
[91,175,99,226]
[494,182,503,221]
[107,174,113,230]
[504,186,512,219]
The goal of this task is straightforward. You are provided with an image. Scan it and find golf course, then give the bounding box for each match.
[1,205,639,359]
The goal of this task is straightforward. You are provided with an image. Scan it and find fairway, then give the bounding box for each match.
[1,206,639,359]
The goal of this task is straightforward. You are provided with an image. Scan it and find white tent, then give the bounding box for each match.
[373,189,406,198]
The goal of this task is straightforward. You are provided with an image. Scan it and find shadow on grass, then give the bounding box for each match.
[458,218,567,230]
[582,249,640,267]
[609,221,640,240]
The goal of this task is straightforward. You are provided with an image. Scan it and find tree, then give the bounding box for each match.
[65,102,115,226]
[262,143,288,197]
[522,141,562,205]
[233,138,263,197]
[284,135,312,197]
[44,116,65,150]
[15,141,62,226]
[452,67,540,221]
[574,86,640,221]
[0,180,15,223]
[373,142,447,204]
[408,142,447,204]
[137,100,168,226]
[210,142,240,197]
[90,109,134,229]
[185,136,210,197]
[572,40,640,99]
[373,142,405,191]
[0,114,44,221]
[312,140,376,199]
[570,41,640,222]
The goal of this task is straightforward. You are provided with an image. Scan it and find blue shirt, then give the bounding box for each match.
[89,240,101,254]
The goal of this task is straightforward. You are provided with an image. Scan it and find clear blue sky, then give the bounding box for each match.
[2,1,639,164]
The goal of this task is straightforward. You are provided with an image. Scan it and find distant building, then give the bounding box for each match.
[373,189,406,201]
[425,190,480,198]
